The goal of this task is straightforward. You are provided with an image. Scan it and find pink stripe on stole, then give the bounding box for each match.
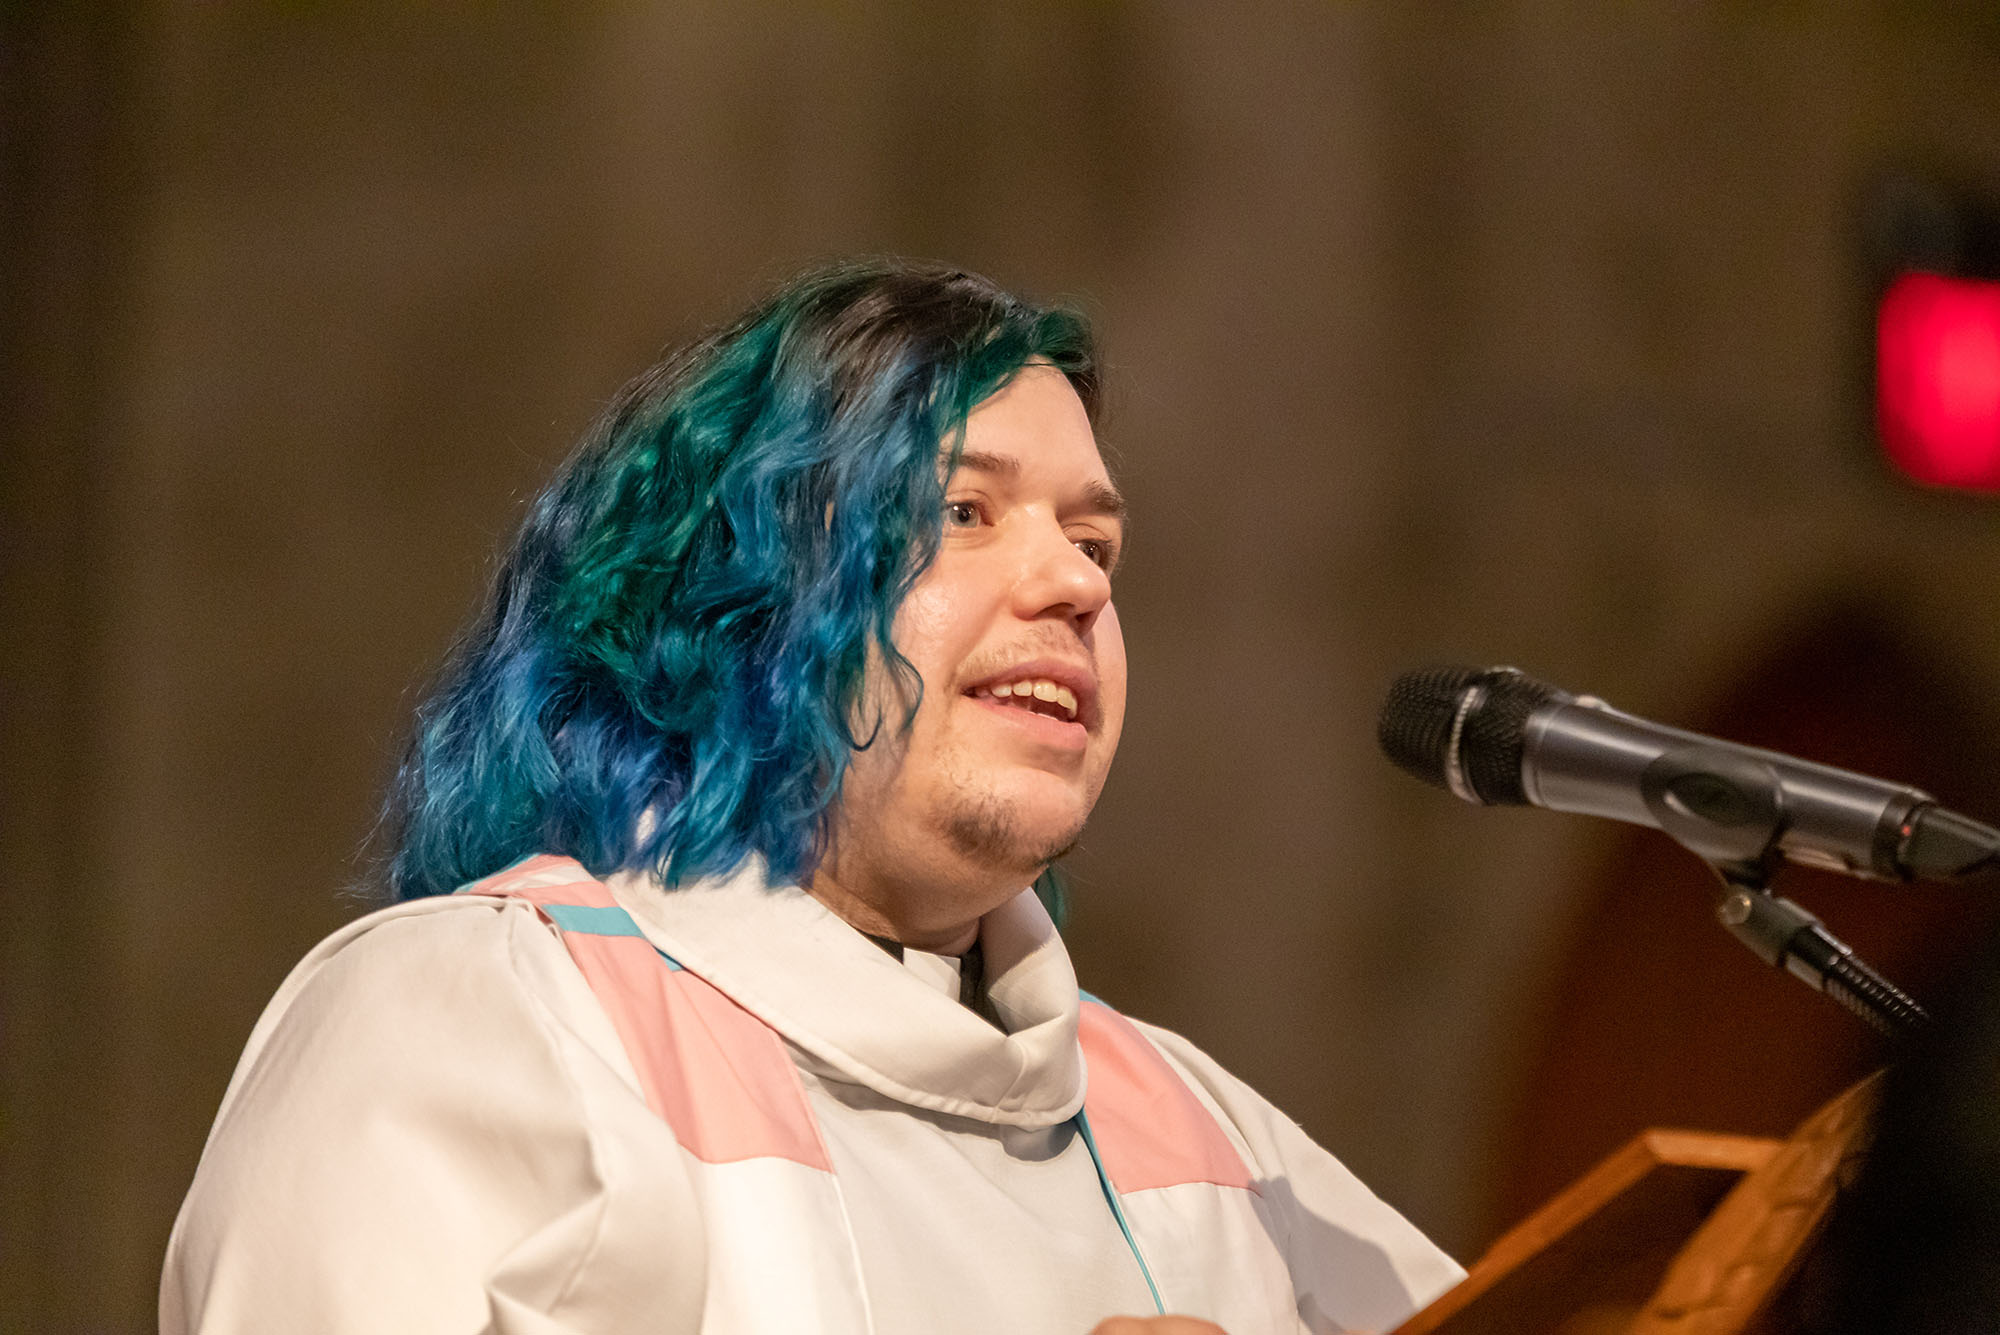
[1078,1000,1255,1195]
[461,854,608,903]
[464,857,832,1171]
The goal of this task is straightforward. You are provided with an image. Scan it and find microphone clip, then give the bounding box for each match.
[1708,864,1929,1041]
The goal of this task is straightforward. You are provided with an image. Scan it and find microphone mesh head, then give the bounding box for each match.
[1458,669,1561,804]
[1378,665,1565,804]
[1377,666,1485,790]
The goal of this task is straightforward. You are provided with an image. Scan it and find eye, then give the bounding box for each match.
[1074,536,1119,571]
[943,500,982,529]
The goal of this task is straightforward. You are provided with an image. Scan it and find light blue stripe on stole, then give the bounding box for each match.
[540,903,646,936]
[537,902,685,970]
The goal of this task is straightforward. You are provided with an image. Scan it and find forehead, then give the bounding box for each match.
[952,365,1114,489]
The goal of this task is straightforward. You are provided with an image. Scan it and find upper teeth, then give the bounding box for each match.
[983,678,1079,720]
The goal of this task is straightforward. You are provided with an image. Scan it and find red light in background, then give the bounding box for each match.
[1876,271,2000,490]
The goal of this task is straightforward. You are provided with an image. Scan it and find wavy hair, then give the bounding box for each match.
[380,259,1098,908]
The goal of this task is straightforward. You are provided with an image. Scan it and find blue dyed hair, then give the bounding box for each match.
[381,259,1099,908]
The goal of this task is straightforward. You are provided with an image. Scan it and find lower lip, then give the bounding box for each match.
[968,694,1089,751]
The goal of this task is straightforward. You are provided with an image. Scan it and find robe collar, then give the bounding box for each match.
[604,861,1085,1130]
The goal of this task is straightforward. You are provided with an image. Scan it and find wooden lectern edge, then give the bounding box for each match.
[1392,1128,1782,1334]
[1627,1074,1881,1335]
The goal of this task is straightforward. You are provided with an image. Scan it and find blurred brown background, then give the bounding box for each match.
[11,4,2000,1330]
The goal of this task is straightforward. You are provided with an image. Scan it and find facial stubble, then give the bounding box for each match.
[933,750,1096,875]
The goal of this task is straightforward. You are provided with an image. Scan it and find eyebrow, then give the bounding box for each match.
[953,449,1128,521]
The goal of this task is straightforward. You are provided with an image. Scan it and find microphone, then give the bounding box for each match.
[1378,665,2000,883]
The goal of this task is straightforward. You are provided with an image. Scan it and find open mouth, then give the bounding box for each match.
[969,677,1081,724]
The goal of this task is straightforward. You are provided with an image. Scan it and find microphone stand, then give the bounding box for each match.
[1630,744,1932,1041]
[1708,864,1929,1041]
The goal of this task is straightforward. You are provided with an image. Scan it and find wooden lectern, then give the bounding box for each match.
[1393,1076,1878,1335]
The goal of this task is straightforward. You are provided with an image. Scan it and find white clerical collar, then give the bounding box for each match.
[602,859,1085,1129]
[898,946,965,1000]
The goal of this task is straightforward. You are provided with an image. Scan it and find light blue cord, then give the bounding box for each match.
[1075,1108,1166,1316]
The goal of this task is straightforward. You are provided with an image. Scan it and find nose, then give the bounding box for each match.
[1011,515,1112,634]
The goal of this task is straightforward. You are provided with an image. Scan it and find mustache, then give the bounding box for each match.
[955,625,1098,685]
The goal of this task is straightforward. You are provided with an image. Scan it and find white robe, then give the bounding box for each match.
[161,856,1463,1334]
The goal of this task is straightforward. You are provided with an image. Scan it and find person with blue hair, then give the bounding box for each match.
[161,259,1463,1334]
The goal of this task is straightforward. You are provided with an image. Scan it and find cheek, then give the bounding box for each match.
[889,573,978,689]
[1094,602,1129,748]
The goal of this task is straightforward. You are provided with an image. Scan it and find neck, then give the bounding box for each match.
[806,873,982,956]
[806,847,1037,957]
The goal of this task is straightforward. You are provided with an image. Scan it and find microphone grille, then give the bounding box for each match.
[1377,666,1487,790]
[1458,669,1561,804]
[1379,665,1565,805]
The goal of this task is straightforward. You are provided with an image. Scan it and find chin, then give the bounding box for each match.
[936,781,1096,875]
